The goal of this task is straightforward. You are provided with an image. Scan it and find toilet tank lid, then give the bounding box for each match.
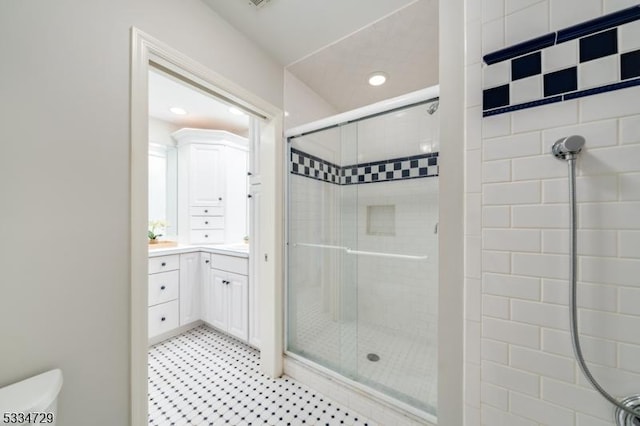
[0,369,63,413]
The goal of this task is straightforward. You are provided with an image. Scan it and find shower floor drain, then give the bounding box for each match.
[366,353,380,362]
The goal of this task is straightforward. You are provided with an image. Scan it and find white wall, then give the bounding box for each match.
[0,1,282,425]
[464,1,640,425]
[149,117,180,146]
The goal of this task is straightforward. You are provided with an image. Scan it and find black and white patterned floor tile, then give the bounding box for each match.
[148,325,375,426]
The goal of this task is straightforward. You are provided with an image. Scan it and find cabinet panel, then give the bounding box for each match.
[148,255,179,274]
[209,270,228,331]
[148,300,179,338]
[179,252,200,326]
[201,254,211,323]
[227,272,248,341]
[148,270,179,307]
[190,145,224,206]
[225,146,248,243]
[211,254,248,275]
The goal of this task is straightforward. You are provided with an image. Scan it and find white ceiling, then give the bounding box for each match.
[148,69,250,135]
[201,0,439,117]
[287,0,438,112]
[202,0,418,65]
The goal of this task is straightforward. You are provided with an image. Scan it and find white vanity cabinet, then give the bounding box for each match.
[149,249,252,345]
[148,255,180,339]
[173,129,248,245]
[205,254,249,342]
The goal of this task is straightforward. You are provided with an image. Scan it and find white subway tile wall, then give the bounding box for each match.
[465,1,640,424]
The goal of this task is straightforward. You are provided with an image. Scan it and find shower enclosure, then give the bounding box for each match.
[286,89,440,417]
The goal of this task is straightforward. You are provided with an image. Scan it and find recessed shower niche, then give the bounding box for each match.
[366,205,395,236]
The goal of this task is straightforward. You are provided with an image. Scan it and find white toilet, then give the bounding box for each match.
[0,369,63,425]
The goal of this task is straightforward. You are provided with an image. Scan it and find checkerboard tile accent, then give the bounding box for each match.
[290,148,341,185]
[290,148,439,185]
[482,5,640,117]
[148,325,375,426]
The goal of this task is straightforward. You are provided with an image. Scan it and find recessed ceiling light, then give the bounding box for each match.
[284,111,290,117]
[229,106,246,116]
[169,107,187,115]
[368,72,388,86]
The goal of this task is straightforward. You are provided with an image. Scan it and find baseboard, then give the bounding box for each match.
[148,320,203,346]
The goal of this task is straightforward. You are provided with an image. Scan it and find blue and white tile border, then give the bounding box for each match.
[482,5,640,117]
[290,148,439,185]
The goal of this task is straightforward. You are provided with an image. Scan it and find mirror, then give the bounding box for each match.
[148,141,178,238]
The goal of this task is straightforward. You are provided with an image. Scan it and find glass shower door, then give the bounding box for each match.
[287,100,439,416]
[287,122,359,378]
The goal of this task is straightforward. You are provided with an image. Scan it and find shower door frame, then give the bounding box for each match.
[283,88,441,423]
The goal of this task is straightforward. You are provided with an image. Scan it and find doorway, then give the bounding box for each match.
[130,28,284,425]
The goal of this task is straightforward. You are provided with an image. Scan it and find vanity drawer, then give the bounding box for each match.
[149,255,179,274]
[190,206,224,216]
[190,230,224,244]
[191,216,224,229]
[148,270,179,307]
[148,300,179,338]
[211,254,248,275]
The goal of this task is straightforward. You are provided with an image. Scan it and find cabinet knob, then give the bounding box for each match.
[204,234,209,238]
[247,172,252,176]
[160,285,166,290]
[205,259,210,263]
[204,209,208,213]
[161,262,166,267]
[161,316,166,322]
[205,221,209,225]
[218,197,223,201]
[247,194,252,198]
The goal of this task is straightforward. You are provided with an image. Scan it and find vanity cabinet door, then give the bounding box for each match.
[209,269,228,332]
[179,252,200,326]
[227,272,248,342]
[190,144,224,206]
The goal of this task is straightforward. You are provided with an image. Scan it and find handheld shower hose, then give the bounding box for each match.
[553,136,640,426]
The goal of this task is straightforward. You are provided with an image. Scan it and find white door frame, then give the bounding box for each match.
[130,27,284,426]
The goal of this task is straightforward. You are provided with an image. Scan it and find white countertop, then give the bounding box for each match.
[148,243,249,258]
